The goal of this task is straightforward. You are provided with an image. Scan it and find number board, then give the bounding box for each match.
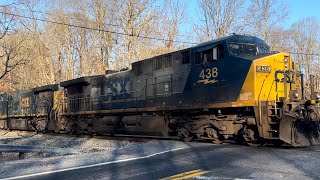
[256,66,271,72]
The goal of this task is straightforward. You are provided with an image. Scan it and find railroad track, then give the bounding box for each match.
[0,130,182,161]
[46,132,180,143]
[3,129,319,152]
[0,129,179,143]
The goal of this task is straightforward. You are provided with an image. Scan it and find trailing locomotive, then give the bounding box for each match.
[1,34,319,146]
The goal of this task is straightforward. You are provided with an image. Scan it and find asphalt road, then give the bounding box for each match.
[14,143,320,180]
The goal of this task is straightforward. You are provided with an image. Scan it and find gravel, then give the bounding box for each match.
[0,129,147,161]
[0,130,195,179]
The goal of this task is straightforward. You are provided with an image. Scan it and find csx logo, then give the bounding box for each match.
[105,77,130,100]
[197,68,219,84]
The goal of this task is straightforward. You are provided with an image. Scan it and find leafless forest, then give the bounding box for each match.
[0,0,319,92]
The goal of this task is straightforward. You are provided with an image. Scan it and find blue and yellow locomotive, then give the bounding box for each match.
[0,34,319,146]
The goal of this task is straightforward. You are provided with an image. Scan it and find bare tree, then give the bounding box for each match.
[290,17,320,81]
[0,6,28,81]
[0,37,29,80]
[246,0,289,46]
[158,0,187,50]
[195,0,245,41]
[113,0,158,69]
[88,0,118,73]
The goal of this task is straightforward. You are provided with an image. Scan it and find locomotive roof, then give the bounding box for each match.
[131,46,191,66]
[60,75,105,87]
[195,34,266,48]
[131,34,266,66]
[32,84,60,93]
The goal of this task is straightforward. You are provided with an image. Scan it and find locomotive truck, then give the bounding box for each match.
[0,34,319,146]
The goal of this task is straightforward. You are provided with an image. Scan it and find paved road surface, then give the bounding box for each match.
[7,143,319,180]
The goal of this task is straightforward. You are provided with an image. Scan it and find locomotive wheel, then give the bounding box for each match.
[243,128,262,147]
[205,128,224,144]
[212,138,224,144]
[177,127,193,142]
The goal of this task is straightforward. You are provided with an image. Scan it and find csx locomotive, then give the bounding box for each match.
[1,34,319,146]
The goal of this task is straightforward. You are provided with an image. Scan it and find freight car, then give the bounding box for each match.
[1,34,319,147]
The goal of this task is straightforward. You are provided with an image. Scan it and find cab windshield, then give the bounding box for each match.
[229,42,270,58]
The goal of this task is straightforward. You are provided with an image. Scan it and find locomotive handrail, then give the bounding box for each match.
[60,73,187,112]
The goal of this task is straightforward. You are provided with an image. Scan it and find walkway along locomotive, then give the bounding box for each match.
[0,34,319,146]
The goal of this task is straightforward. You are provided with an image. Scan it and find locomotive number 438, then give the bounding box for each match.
[199,67,219,79]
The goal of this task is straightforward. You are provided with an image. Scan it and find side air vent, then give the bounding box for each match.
[153,55,172,71]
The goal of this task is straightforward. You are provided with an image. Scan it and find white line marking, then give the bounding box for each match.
[1,147,187,180]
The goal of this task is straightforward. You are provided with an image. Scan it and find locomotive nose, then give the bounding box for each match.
[280,114,320,146]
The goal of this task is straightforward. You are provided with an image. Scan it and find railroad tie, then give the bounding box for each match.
[18,152,26,159]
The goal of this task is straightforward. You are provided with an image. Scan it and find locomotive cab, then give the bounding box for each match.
[232,36,320,146]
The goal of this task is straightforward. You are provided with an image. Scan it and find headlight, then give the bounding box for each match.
[284,56,289,68]
[290,90,299,101]
[316,93,320,103]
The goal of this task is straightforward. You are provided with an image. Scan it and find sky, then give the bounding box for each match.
[0,0,319,27]
[183,0,320,28]
[0,0,319,33]
[286,0,320,26]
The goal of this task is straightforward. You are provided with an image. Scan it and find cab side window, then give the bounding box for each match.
[217,44,224,59]
[195,44,224,65]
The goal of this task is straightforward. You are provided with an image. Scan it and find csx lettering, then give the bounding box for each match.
[106,77,130,100]
[199,68,219,79]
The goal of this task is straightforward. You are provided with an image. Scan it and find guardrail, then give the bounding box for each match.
[0,144,79,160]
